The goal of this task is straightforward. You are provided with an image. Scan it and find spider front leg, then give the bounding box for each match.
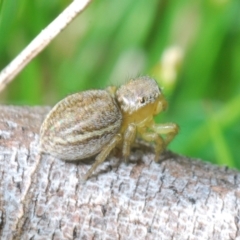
[139,129,165,162]
[151,123,179,146]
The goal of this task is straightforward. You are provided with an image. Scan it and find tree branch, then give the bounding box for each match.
[0,106,239,239]
[0,0,92,92]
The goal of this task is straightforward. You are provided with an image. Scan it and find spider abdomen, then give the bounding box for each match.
[40,90,122,160]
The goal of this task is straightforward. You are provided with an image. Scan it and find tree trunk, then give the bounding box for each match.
[0,106,239,240]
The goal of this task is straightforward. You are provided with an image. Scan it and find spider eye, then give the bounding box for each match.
[140,97,145,104]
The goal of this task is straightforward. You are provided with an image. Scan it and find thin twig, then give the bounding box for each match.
[0,0,92,92]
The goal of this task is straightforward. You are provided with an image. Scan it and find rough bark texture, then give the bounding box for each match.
[0,105,239,240]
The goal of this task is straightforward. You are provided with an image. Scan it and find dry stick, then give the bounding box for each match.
[0,0,92,92]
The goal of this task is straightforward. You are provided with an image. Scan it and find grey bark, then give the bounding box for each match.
[0,106,239,240]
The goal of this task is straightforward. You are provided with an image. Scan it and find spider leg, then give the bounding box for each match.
[151,123,179,146]
[122,123,137,163]
[137,122,178,162]
[83,134,122,180]
[139,130,164,162]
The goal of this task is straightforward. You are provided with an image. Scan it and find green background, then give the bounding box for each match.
[0,0,240,168]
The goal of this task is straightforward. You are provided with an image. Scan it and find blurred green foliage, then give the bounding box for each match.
[0,0,240,168]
